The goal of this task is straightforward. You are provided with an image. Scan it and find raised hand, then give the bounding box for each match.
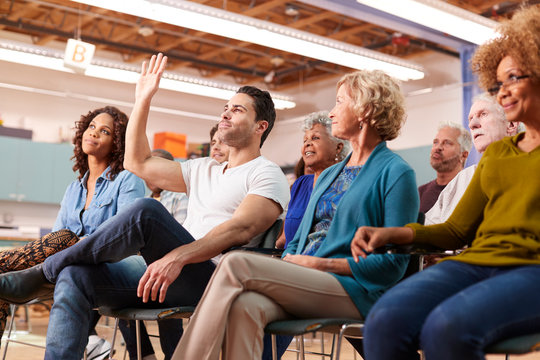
[135,53,168,102]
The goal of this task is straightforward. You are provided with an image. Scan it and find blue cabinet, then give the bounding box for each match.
[0,136,21,201]
[0,136,74,204]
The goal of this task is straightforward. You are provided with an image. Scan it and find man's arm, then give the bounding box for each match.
[138,194,282,303]
[123,53,186,193]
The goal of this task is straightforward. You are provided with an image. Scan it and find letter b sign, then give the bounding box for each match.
[64,39,96,73]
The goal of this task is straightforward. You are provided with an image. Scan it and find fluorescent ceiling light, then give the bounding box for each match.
[356,0,498,45]
[0,81,220,122]
[0,40,296,110]
[69,0,425,81]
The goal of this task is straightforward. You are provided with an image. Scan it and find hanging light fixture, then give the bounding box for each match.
[69,0,425,81]
[0,40,296,110]
[356,0,498,45]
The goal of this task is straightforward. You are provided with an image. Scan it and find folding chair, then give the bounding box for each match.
[98,306,195,360]
[1,297,52,360]
[265,318,364,360]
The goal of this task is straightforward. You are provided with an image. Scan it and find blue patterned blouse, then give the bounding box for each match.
[301,166,362,256]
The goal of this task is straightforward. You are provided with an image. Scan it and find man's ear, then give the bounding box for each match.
[256,120,269,134]
[461,150,469,165]
[506,121,519,135]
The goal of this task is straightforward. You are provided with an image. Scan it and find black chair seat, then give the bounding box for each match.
[98,306,195,321]
[265,318,364,338]
[486,333,540,354]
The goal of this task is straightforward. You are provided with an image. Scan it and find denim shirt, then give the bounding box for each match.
[53,168,145,236]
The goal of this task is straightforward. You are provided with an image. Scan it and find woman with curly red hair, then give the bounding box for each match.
[0,106,144,348]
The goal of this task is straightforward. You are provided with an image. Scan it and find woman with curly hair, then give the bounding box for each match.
[0,106,144,347]
[173,69,419,360]
[352,5,540,360]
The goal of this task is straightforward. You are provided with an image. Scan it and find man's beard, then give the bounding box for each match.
[431,153,461,173]
[219,128,251,148]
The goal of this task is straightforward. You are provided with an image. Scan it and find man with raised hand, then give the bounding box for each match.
[0,53,290,360]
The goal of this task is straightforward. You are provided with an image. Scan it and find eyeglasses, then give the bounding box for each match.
[488,75,531,96]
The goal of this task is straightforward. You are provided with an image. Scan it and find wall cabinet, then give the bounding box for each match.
[0,136,74,204]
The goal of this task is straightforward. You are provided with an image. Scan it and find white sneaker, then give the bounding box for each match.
[83,335,112,360]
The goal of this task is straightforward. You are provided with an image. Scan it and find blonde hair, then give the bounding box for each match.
[337,70,406,141]
[471,5,540,91]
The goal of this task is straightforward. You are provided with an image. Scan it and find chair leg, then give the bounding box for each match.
[108,318,120,360]
[320,332,325,360]
[300,334,306,360]
[136,320,142,360]
[335,328,345,360]
[1,305,17,360]
[330,334,337,359]
[271,334,277,360]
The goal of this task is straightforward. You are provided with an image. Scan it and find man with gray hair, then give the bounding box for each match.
[418,121,472,213]
[425,94,520,224]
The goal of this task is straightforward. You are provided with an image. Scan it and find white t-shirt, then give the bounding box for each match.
[181,156,290,247]
[425,165,477,225]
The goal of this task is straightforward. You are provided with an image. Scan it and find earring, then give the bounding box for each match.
[335,154,339,161]
[359,121,363,130]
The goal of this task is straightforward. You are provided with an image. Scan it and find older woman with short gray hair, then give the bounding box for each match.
[276,111,350,249]
[301,111,351,180]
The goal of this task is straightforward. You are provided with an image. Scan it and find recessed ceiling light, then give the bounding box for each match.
[285,5,299,17]
[138,25,154,37]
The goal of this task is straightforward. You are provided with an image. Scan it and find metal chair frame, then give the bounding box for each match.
[0,298,80,360]
[98,306,195,360]
[266,318,364,360]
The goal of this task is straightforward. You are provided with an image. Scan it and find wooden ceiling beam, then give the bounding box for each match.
[0,2,41,31]
[242,0,289,16]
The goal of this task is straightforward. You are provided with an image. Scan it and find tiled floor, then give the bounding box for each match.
[1,304,539,359]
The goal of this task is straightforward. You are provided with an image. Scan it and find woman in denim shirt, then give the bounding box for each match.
[0,106,144,351]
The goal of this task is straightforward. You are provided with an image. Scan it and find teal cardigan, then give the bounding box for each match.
[283,142,419,316]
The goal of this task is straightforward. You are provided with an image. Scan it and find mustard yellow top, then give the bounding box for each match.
[408,133,540,266]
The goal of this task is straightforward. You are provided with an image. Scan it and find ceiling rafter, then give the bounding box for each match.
[0,0,518,91]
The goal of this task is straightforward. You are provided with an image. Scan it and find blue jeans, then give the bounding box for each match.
[364,260,540,360]
[42,199,216,360]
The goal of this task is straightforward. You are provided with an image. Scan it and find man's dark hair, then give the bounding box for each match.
[237,86,276,147]
[151,148,174,161]
[209,123,219,143]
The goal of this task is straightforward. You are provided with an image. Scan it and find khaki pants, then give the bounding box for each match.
[173,251,362,360]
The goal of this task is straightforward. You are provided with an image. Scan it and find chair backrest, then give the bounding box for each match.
[223,219,284,256]
[231,218,283,249]
[258,219,283,249]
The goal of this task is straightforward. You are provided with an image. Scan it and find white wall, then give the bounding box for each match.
[389,85,463,150]
[264,84,463,167]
